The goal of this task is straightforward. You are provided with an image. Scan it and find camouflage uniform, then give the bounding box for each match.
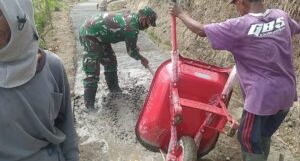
[79,7,157,109]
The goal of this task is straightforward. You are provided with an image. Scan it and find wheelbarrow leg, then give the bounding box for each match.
[166,122,178,161]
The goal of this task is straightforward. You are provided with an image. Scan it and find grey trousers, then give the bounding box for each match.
[23,145,65,161]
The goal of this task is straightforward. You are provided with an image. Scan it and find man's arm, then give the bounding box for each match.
[178,13,206,37]
[125,38,149,67]
[169,3,206,37]
[54,58,79,161]
[59,69,79,161]
[288,16,300,35]
[169,3,240,51]
[125,37,142,60]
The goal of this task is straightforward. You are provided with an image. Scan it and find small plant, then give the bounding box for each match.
[33,0,62,46]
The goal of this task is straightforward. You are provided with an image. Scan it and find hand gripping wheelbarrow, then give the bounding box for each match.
[135,1,239,160]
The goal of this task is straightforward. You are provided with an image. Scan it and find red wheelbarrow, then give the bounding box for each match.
[136,57,238,160]
[135,1,239,160]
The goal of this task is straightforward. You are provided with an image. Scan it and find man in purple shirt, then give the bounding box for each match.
[169,0,299,160]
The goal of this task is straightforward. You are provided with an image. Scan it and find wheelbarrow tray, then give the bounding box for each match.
[136,56,232,156]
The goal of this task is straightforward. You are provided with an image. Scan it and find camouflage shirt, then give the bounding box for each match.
[79,11,142,60]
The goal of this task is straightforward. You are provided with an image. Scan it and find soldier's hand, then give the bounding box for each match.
[141,57,149,68]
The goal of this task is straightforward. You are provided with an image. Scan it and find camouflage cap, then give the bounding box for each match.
[139,6,157,27]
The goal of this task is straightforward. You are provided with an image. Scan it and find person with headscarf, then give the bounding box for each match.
[0,0,79,160]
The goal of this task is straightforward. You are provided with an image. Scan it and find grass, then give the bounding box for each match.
[147,29,172,50]
[33,0,65,47]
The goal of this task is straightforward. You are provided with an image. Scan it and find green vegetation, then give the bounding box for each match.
[147,29,171,50]
[32,0,63,45]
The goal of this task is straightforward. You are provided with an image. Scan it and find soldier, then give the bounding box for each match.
[79,6,157,109]
[0,0,79,160]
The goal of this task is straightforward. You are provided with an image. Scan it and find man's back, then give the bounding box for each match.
[205,9,300,115]
[79,10,139,44]
[233,9,298,115]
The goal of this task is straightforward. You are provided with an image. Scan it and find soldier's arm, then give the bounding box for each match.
[125,33,149,68]
[125,36,143,60]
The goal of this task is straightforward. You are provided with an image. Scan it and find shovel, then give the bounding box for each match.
[145,64,155,75]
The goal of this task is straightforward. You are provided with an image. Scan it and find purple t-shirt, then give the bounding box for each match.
[204,9,300,115]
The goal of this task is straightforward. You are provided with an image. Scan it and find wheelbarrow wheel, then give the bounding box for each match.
[178,136,197,161]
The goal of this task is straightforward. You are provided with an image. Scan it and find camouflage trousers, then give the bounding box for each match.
[79,35,118,108]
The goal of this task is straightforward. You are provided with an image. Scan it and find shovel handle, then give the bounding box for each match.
[146,65,155,75]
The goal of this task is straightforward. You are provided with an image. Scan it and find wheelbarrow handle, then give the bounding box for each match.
[221,65,238,100]
[171,5,177,51]
[170,0,179,82]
